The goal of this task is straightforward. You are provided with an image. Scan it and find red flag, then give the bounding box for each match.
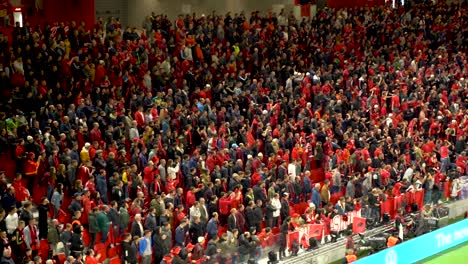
[380,200,391,216]
[414,190,425,209]
[444,182,451,199]
[288,231,300,250]
[308,224,323,239]
[352,217,366,234]
[394,195,403,212]
[301,234,309,248]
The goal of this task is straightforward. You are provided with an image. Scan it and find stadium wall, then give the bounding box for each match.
[42,0,95,28]
[126,0,295,26]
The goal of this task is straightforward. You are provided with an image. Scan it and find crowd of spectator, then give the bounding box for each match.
[0,0,466,263]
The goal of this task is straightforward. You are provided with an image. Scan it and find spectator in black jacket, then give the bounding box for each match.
[279,217,292,260]
[130,214,144,238]
[189,216,204,245]
[265,199,275,228]
[238,232,254,263]
[70,225,84,258]
[253,182,267,204]
[19,202,33,224]
[227,208,237,233]
[253,200,264,232]
[122,233,138,264]
[153,227,169,264]
[280,193,290,224]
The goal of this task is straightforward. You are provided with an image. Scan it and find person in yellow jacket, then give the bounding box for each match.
[342,249,357,263]
[80,142,91,163]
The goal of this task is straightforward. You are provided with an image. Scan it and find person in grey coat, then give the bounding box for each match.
[346,177,356,199]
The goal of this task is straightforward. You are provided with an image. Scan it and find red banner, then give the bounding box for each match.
[352,217,366,234]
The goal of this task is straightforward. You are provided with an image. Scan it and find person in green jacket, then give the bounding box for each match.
[119,203,130,236]
[88,207,99,249]
[95,205,111,244]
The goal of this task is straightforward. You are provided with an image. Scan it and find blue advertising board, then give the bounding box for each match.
[356,219,468,264]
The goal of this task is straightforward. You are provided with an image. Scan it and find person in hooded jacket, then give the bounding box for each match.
[70,225,84,258]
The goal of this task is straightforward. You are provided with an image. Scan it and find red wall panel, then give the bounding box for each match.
[42,0,95,27]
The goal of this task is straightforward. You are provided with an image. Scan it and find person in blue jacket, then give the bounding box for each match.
[311,183,322,209]
[139,230,153,264]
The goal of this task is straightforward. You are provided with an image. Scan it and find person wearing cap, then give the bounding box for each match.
[68,192,83,214]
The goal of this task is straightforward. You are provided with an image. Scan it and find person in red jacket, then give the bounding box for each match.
[134,105,146,128]
[23,152,41,192]
[143,161,156,192]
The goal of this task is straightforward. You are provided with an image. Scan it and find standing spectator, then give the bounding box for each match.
[19,202,33,224]
[130,214,144,238]
[50,183,64,218]
[189,216,204,245]
[253,200,264,233]
[271,193,282,227]
[321,180,331,207]
[175,218,189,247]
[70,225,84,258]
[119,203,130,237]
[37,197,50,239]
[144,208,158,233]
[47,219,60,255]
[152,227,168,264]
[206,213,219,240]
[139,230,153,264]
[108,201,120,245]
[11,220,26,262]
[279,217,291,260]
[311,183,322,209]
[227,208,237,233]
[5,207,18,236]
[0,230,10,260]
[68,193,83,214]
[96,205,110,244]
[88,207,99,249]
[122,233,137,264]
[23,218,40,257]
[60,223,73,257]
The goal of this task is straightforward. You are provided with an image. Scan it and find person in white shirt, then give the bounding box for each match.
[271,193,282,227]
[403,164,416,182]
[189,202,201,220]
[129,121,140,140]
[5,207,19,235]
[287,161,297,182]
[167,158,180,180]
